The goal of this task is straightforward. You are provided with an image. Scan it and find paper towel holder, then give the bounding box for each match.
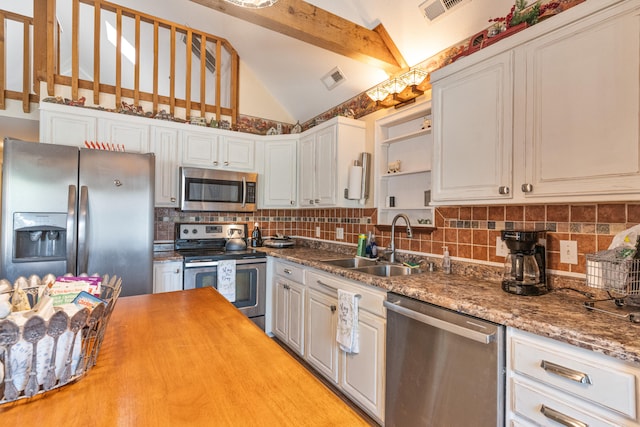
[344,152,371,201]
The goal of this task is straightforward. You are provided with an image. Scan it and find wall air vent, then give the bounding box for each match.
[321,66,346,91]
[419,0,471,21]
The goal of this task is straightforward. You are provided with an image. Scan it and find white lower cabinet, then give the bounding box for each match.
[340,308,385,419]
[304,268,386,424]
[306,287,339,383]
[153,260,183,293]
[272,260,305,357]
[507,327,640,427]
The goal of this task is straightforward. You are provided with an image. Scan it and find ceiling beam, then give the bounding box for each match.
[189,0,408,75]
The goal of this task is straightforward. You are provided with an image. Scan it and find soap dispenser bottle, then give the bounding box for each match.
[442,246,451,274]
[251,222,263,247]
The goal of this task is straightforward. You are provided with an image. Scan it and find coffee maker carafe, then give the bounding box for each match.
[501,230,547,296]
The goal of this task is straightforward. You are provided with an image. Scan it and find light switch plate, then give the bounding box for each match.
[496,237,509,257]
[336,227,344,240]
[560,240,578,264]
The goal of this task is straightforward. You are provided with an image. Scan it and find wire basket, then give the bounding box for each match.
[0,274,121,404]
[585,253,640,322]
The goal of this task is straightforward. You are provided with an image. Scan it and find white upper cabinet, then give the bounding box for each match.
[261,138,298,208]
[151,126,180,207]
[181,128,255,171]
[432,51,514,204]
[431,0,640,204]
[97,118,150,153]
[298,117,365,208]
[520,5,640,200]
[39,102,96,146]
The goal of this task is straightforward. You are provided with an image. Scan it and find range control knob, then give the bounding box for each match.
[182,229,189,234]
[192,228,198,235]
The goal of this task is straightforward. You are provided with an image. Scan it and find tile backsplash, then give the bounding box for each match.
[156,202,640,275]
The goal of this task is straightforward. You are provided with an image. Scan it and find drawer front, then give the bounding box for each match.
[513,377,620,427]
[274,260,304,283]
[306,270,386,317]
[511,333,637,419]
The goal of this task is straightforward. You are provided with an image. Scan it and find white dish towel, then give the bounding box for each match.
[217,259,236,303]
[336,289,360,354]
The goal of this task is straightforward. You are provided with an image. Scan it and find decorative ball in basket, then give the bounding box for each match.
[0,273,122,403]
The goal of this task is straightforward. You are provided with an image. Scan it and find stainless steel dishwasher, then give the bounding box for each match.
[384,293,505,426]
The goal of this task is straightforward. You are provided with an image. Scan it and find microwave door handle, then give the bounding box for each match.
[77,185,89,275]
[66,185,77,274]
[242,176,247,208]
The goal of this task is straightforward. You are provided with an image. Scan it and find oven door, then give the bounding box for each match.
[183,258,266,321]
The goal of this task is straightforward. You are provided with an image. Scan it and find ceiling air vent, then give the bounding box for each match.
[419,0,471,21]
[321,66,346,91]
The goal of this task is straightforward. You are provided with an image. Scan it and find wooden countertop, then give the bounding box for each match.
[0,288,368,426]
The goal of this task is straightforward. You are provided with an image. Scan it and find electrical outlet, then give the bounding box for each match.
[496,237,509,257]
[560,240,578,264]
[336,227,344,240]
[315,226,321,238]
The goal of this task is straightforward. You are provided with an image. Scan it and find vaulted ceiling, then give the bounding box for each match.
[114,0,515,123]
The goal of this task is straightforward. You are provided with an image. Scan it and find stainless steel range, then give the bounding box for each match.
[176,223,267,330]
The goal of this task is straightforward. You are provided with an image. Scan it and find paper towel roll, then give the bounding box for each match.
[347,165,363,199]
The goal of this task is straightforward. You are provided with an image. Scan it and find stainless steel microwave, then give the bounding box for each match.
[179,167,257,212]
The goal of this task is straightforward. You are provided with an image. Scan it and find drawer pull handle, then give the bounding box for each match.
[540,360,592,385]
[283,268,292,275]
[316,280,337,292]
[540,404,588,427]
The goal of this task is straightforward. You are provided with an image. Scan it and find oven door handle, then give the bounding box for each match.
[184,258,267,268]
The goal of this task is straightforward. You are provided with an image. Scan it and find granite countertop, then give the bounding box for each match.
[259,246,640,365]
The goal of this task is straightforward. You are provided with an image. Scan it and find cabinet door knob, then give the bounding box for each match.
[498,186,510,195]
[290,200,295,205]
[330,305,337,313]
[213,161,219,166]
[309,200,315,205]
[224,161,229,166]
[170,197,176,203]
[521,183,533,193]
[174,269,180,274]
[314,199,320,204]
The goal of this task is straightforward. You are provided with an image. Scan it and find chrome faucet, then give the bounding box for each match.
[389,214,412,264]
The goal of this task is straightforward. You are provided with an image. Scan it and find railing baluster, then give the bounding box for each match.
[22,18,30,112]
[200,34,206,118]
[93,0,101,105]
[134,14,140,106]
[115,7,122,108]
[215,40,222,121]
[0,11,5,110]
[185,29,192,119]
[72,0,79,100]
[153,20,159,113]
[170,24,176,116]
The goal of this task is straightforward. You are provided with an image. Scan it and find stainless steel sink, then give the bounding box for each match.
[321,257,378,268]
[352,264,415,277]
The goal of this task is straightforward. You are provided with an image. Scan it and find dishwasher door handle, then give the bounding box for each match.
[383,300,496,344]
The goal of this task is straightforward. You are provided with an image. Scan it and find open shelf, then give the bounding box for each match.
[381,128,431,145]
[381,169,431,178]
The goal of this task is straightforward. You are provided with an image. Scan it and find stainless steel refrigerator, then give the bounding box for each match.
[1,138,155,296]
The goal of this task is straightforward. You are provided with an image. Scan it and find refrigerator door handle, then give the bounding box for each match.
[66,185,77,274]
[241,176,247,208]
[77,185,89,274]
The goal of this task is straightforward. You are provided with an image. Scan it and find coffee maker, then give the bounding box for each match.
[501,230,547,296]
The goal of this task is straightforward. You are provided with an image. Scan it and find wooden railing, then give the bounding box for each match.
[0,10,38,113]
[2,0,240,124]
